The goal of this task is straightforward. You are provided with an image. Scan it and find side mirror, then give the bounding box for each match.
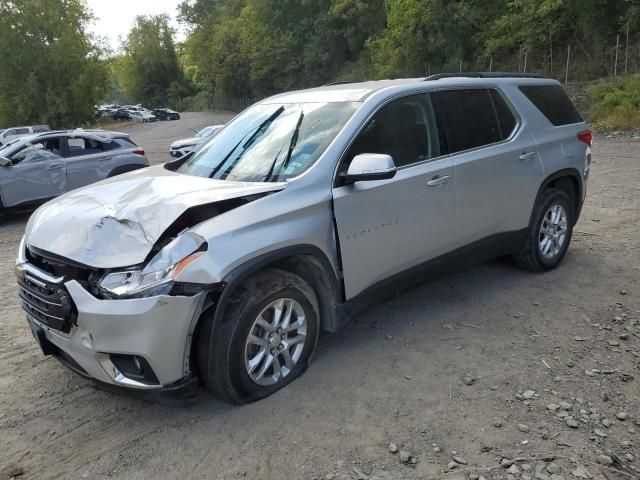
[344,154,396,184]
[0,157,11,167]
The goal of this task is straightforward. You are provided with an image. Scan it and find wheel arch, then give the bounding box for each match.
[205,245,344,341]
[534,168,583,225]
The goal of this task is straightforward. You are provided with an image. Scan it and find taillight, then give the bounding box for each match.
[577,130,592,147]
[133,149,145,156]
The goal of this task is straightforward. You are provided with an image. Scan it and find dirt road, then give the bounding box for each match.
[0,117,638,480]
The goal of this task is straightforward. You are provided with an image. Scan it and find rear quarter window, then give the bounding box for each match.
[519,85,583,126]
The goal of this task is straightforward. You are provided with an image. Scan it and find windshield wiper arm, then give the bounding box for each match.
[263,111,304,182]
[209,106,285,179]
[242,106,285,150]
[282,112,304,169]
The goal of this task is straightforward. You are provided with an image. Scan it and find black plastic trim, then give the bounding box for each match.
[214,245,342,332]
[534,168,584,225]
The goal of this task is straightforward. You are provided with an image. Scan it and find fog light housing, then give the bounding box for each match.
[96,353,161,388]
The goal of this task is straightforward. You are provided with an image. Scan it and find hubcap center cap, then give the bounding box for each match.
[269,334,282,348]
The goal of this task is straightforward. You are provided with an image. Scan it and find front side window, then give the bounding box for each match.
[434,89,502,154]
[344,93,442,169]
[11,138,62,164]
[177,102,358,182]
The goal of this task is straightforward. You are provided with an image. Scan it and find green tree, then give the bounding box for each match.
[0,0,109,128]
[178,0,640,99]
[120,14,186,106]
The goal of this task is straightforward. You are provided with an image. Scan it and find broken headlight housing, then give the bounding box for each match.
[99,232,206,298]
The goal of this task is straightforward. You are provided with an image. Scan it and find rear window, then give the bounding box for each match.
[433,89,502,154]
[519,85,582,126]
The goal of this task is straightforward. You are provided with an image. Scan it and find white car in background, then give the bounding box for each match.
[169,125,224,157]
[129,111,157,123]
[0,125,50,146]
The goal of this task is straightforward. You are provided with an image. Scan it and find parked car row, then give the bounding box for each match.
[96,104,181,123]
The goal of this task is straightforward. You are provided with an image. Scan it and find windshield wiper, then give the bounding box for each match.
[282,112,304,169]
[263,111,304,182]
[209,106,285,179]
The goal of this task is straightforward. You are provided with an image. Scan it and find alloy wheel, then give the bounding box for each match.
[538,204,568,259]
[244,298,307,386]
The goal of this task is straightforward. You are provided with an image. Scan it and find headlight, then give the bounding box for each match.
[99,232,206,298]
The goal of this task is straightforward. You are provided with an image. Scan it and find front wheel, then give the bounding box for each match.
[197,268,319,404]
[514,188,574,272]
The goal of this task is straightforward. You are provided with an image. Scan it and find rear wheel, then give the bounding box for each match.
[197,268,319,404]
[514,188,574,271]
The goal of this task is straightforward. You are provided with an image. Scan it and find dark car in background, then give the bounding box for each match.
[152,108,181,120]
[112,109,132,121]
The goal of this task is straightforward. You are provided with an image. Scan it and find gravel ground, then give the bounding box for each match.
[0,116,638,480]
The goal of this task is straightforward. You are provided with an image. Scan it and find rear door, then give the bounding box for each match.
[0,137,68,207]
[332,93,457,299]
[63,136,114,188]
[433,88,543,244]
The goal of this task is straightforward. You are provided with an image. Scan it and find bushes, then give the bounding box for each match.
[587,76,640,131]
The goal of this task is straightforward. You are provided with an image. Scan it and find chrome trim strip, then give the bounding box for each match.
[17,282,63,307]
[95,353,163,390]
[19,297,64,321]
[16,261,64,285]
[24,273,47,288]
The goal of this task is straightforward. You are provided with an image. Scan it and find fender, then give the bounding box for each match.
[211,244,344,333]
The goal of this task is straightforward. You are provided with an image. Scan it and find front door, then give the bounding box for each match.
[332,93,457,299]
[1,137,68,207]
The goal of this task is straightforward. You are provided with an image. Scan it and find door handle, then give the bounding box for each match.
[427,175,450,187]
[46,164,64,170]
[519,151,537,161]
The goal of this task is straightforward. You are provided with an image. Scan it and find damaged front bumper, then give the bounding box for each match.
[16,260,208,398]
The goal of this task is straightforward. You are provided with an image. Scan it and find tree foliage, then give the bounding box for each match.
[118,15,187,107]
[179,0,640,98]
[0,0,109,128]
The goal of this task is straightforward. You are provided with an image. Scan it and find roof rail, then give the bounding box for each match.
[323,80,361,86]
[423,72,545,81]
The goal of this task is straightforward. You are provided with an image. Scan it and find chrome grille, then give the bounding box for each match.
[17,271,74,332]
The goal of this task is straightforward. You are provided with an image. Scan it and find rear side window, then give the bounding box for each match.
[113,138,137,149]
[490,90,517,139]
[65,137,107,157]
[433,89,502,153]
[519,85,582,126]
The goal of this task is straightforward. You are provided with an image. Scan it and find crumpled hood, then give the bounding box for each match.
[171,137,202,149]
[25,165,285,269]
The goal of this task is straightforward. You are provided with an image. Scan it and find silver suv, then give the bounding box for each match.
[16,74,591,403]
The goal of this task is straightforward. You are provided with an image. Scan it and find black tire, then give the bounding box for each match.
[514,188,574,272]
[197,268,320,404]
[107,164,145,178]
